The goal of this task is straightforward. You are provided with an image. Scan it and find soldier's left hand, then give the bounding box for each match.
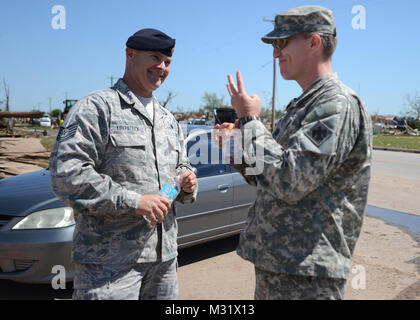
[178,170,197,194]
[212,121,238,150]
[226,71,261,118]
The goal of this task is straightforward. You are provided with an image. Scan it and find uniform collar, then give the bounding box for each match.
[112,78,169,126]
[113,78,155,125]
[286,73,338,112]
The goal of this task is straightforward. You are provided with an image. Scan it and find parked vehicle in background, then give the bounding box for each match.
[39,115,52,128]
[187,119,213,126]
[0,125,256,283]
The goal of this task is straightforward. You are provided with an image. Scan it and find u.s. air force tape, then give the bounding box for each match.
[57,123,78,142]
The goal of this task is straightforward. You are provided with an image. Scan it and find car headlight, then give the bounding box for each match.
[12,207,75,230]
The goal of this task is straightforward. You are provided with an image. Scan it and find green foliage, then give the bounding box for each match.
[200,92,225,113]
[259,107,284,121]
[49,109,62,118]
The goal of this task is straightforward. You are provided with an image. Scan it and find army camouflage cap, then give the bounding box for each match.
[262,5,336,44]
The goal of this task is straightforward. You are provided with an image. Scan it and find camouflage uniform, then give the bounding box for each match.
[254,267,347,300]
[49,78,196,299]
[72,259,178,300]
[234,72,372,299]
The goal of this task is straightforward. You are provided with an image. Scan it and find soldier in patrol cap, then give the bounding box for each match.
[50,28,197,300]
[215,5,372,299]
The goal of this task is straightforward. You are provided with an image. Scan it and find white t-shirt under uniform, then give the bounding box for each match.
[135,95,154,122]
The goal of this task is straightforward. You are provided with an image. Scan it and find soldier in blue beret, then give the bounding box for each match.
[215,5,372,299]
[126,28,176,57]
[50,28,197,300]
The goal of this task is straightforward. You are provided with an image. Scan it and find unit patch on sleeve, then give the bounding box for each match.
[304,120,333,147]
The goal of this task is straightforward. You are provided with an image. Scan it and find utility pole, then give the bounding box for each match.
[48,97,52,113]
[108,76,116,87]
[271,57,277,132]
[263,18,277,132]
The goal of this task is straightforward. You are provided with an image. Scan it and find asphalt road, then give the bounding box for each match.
[0,149,419,300]
[372,149,420,180]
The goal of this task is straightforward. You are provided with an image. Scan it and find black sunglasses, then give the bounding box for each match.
[272,38,288,51]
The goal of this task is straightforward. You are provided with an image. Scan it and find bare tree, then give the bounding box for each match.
[176,105,185,113]
[3,78,10,112]
[403,92,420,120]
[159,91,177,109]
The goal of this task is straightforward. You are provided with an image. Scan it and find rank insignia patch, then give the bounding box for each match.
[304,121,333,147]
[57,123,78,142]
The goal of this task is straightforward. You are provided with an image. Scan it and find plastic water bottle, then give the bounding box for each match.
[158,175,181,203]
[143,176,181,226]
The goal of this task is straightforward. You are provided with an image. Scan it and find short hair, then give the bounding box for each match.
[301,32,337,61]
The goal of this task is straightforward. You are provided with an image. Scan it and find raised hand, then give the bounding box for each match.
[226,71,261,118]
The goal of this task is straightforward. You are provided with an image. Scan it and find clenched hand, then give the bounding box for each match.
[135,194,171,226]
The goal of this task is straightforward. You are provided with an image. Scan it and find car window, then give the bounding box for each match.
[193,163,227,178]
[186,132,228,178]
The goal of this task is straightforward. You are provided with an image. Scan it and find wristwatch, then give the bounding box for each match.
[237,116,259,128]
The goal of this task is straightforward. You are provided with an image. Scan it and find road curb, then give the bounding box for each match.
[373,147,420,154]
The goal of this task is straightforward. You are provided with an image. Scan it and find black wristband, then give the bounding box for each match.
[238,116,259,128]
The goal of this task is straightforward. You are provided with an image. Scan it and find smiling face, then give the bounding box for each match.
[125,48,172,97]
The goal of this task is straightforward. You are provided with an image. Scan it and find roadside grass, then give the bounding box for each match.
[373,134,420,151]
[40,136,57,152]
[11,127,58,152]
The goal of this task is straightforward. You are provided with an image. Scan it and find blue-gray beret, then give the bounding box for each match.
[262,5,336,44]
[126,28,176,57]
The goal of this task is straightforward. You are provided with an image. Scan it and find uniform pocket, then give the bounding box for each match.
[110,133,147,162]
[110,133,146,148]
[166,135,180,166]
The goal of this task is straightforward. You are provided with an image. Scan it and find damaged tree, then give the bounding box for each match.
[0,79,11,132]
[3,78,10,112]
[404,92,420,120]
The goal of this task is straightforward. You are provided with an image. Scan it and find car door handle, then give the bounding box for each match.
[217,184,231,193]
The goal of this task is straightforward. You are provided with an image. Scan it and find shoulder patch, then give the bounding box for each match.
[304,120,332,147]
[57,123,78,142]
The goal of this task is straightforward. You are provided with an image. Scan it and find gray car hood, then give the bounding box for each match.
[0,170,64,217]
